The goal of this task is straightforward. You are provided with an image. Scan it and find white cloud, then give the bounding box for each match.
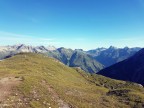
[0,31,59,46]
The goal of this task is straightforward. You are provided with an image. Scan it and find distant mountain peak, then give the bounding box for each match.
[123,46,129,50]
[57,47,65,50]
[47,45,56,51]
[75,49,83,52]
[109,46,117,50]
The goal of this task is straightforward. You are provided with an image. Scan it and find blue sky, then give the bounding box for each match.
[0,0,144,50]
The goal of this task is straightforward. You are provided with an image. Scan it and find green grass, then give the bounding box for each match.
[0,53,143,108]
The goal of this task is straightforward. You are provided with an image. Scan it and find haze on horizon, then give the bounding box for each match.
[0,0,144,50]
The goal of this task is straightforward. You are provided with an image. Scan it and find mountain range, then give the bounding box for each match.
[87,46,141,67]
[45,47,104,73]
[0,44,104,73]
[98,48,144,85]
[0,44,56,59]
[0,44,141,73]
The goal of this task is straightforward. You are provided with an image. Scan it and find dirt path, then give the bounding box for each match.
[42,81,70,108]
[0,77,21,101]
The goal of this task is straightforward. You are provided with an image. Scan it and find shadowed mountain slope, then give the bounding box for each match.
[98,48,144,85]
[69,51,104,73]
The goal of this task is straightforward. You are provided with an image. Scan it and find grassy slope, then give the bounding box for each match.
[0,53,143,108]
